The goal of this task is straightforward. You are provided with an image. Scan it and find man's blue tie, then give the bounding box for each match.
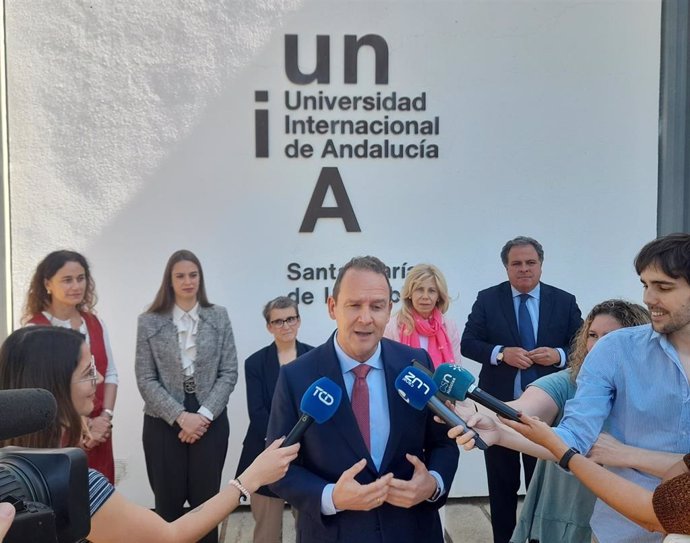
[519,293,538,390]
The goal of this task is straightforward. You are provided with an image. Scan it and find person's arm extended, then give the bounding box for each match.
[588,433,684,478]
[503,414,666,534]
[450,386,561,461]
[88,439,299,543]
[567,452,662,533]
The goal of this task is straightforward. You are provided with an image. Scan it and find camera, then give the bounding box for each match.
[0,389,90,543]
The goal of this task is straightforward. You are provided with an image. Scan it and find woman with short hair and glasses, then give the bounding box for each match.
[0,326,299,543]
[236,295,313,543]
[23,250,118,483]
[135,249,238,543]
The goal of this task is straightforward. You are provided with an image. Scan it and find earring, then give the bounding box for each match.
[46,288,51,295]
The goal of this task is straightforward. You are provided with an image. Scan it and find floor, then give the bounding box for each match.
[220,497,506,542]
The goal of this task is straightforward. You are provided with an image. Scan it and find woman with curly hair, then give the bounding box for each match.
[450,300,670,543]
[23,249,118,483]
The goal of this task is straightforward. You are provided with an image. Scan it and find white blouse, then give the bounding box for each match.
[40,311,119,384]
[172,303,199,377]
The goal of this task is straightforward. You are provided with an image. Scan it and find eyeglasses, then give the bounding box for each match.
[269,316,299,328]
[73,355,98,387]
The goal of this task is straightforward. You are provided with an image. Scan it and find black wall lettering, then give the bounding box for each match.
[285,35,330,84]
[344,34,389,84]
[299,167,361,232]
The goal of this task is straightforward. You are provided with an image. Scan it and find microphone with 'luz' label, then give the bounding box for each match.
[395,366,488,450]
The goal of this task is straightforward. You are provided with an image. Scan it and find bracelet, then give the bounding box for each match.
[558,447,580,471]
[229,478,250,502]
[103,409,114,420]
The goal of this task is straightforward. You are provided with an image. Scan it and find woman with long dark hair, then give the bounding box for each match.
[23,250,118,482]
[135,249,237,543]
[0,326,298,543]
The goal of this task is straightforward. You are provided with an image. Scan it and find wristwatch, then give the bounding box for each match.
[428,480,443,502]
[103,408,114,420]
[558,447,580,471]
[496,346,506,364]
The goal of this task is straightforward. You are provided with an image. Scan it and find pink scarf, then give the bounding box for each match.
[399,308,455,368]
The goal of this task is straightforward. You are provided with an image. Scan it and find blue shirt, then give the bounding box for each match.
[555,324,690,543]
[321,335,389,515]
[320,334,444,515]
[334,336,390,470]
[489,284,566,398]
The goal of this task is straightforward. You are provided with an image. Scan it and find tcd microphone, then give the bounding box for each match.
[282,376,343,447]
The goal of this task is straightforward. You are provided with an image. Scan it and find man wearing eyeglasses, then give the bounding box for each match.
[236,296,313,543]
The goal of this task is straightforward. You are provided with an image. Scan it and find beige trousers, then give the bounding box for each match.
[251,493,285,543]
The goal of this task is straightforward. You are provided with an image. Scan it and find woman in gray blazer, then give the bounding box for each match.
[135,249,238,543]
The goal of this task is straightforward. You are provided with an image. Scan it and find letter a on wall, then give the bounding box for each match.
[299,167,361,232]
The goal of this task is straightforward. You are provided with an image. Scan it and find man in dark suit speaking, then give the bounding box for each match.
[267,256,459,543]
[461,236,582,543]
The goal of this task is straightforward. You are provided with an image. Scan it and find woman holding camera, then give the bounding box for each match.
[0,326,298,543]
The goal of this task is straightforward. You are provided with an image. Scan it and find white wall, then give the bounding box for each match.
[6,0,660,504]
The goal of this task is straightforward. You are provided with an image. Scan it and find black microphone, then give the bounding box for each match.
[432,364,522,422]
[0,388,57,441]
[395,366,488,450]
[282,377,343,447]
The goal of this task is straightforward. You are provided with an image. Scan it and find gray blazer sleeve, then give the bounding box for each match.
[135,307,238,424]
[198,306,238,418]
[135,313,185,426]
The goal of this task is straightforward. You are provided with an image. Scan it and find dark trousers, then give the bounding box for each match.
[143,394,229,543]
[484,445,537,543]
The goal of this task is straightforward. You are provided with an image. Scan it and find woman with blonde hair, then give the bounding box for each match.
[384,263,461,367]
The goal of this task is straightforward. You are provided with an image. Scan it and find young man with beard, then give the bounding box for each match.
[554,233,690,543]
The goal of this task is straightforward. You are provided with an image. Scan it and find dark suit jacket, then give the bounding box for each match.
[461,281,582,401]
[267,334,459,543]
[236,340,313,496]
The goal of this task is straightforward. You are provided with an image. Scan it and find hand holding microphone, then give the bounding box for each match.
[395,365,488,450]
[432,363,522,422]
[282,376,343,447]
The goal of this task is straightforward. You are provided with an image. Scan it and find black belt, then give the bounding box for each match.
[183,376,197,394]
